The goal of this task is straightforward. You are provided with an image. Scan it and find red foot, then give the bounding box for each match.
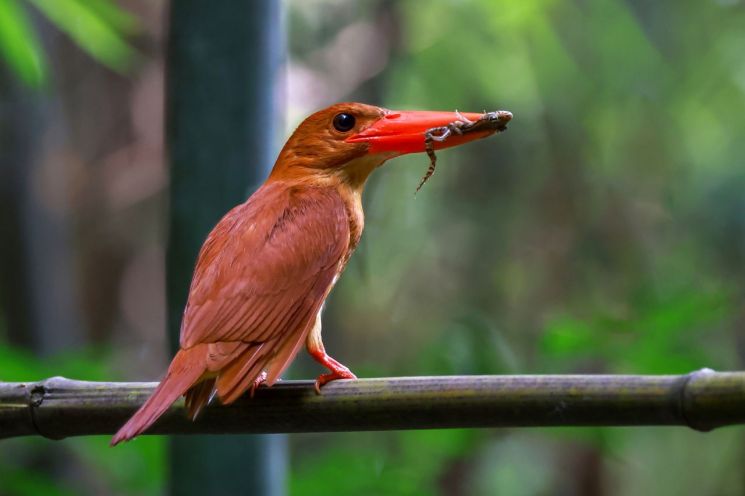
[249,371,268,398]
[309,351,357,394]
[314,367,357,394]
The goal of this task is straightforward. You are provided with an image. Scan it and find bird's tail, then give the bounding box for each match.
[111,346,206,446]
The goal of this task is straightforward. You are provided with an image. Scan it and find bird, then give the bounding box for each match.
[111,102,511,445]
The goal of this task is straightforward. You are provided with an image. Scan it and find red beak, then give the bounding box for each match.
[346,109,512,155]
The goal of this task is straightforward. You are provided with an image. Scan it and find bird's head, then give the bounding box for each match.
[270,102,510,189]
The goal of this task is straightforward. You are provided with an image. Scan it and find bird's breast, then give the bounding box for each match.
[339,188,365,265]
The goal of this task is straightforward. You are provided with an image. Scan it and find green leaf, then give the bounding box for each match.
[76,0,138,34]
[0,0,48,86]
[27,0,137,73]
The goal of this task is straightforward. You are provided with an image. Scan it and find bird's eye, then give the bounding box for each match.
[332,113,356,132]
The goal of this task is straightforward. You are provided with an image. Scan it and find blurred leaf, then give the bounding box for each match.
[0,0,47,86]
[27,0,137,73]
[77,0,138,34]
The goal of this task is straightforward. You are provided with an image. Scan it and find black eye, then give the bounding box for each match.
[332,113,356,132]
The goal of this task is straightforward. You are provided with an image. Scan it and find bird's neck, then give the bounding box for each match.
[267,153,395,258]
[269,153,390,188]
[267,157,384,267]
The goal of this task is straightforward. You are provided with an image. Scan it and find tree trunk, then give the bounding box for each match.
[166,1,285,494]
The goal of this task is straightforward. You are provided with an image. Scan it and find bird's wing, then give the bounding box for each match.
[111,183,349,444]
[179,182,349,383]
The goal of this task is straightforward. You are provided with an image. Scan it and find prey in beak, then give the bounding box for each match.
[345,108,513,191]
[419,110,512,192]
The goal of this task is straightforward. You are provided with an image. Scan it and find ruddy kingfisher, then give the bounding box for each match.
[112,102,512,445]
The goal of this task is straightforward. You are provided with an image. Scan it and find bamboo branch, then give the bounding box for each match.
[1,370,744,441]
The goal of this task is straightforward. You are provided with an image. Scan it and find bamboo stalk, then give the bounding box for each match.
[1,370,744,441]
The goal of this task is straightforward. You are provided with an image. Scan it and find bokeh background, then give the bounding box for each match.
[2,0,745,494]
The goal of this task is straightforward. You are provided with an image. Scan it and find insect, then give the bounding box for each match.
[417,110,512,192]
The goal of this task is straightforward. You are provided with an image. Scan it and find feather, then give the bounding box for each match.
[184,378,216,420]
[111,345,208,445]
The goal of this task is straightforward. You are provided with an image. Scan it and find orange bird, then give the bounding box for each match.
[111,102,511,445]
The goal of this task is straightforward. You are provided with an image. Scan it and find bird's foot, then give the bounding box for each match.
[314,366,357,394]
[249,371,268,398]
[307,344,357,393]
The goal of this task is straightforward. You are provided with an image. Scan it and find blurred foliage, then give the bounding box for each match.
[1,0,149,492]
[291,429,481,495]
[0,0,137,87]
[540,288,733,373]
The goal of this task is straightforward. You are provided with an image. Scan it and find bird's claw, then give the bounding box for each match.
[249,371,268,398]
[314,368,356,394]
